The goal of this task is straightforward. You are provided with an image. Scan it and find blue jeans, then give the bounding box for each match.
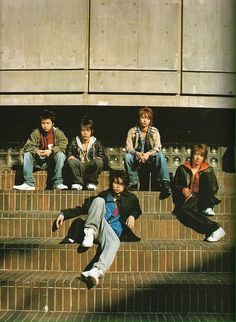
[123,151,170,186]
[84,197,121,273]
[23,151,66,187]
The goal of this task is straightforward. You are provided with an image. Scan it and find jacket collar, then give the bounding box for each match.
[75,136,96,151]
[183,161,209,172]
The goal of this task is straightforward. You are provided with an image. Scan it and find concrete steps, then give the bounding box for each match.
[0,169,234,193]
[0,169,234,315]
[0,311,234,321]
[0,238,234,273]
[0,270,234,313]
[0,211,234,240]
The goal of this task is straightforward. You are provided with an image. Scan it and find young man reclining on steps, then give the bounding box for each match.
[55,170,142,287]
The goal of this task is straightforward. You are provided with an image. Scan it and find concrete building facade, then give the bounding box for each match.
[0,0,235,108]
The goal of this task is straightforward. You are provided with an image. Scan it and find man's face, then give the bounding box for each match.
[112,178,125,195]
[139,113,151,128]
[80,126,92,141]
[41,118,53,133]
[192,152,204,166]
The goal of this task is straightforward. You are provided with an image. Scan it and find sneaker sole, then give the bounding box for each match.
[87,275,99,286]
[13,187,35,191]
[206,232,225,242]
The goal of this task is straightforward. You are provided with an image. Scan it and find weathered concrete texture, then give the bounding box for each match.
[0,0,235,106]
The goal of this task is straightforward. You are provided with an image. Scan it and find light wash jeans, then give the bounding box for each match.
[84,197,121,273]
[123,151,170,186]
[23,151,66,187]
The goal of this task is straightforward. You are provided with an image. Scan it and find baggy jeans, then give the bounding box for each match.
[123,151,170,186]
[23,151,66,187]
[84,197,121,273]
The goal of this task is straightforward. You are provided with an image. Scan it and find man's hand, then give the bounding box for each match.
[125,215,135,229]
[68,155,76,160]
[36,149,44,156]
[40,149,52,157]
[56,213,64,229]
[182,187,192,198]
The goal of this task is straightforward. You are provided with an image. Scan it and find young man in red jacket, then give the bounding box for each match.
[172,143,225,242]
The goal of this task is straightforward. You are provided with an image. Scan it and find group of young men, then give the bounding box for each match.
[13,107,225,287]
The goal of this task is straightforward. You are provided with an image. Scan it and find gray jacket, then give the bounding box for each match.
[125,126,162,157]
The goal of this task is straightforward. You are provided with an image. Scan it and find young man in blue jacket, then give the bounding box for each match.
[56,170,142,286]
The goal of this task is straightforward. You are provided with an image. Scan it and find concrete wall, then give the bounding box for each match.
[0,0,235,107]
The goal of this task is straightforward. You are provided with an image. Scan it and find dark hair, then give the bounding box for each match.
[138,106,153,126]
[109,170,128,189]
[80,117,94,135]
[40,109,56,124]
[190,144,208,163]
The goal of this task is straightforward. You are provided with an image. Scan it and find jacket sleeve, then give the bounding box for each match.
[148,128,162,156]
[172,166,186,206]
[23,129,40,154]
[209,167,219,194]
[66,138,76,159]
[127,193,142,219]
[96,140,106,160]
[125,128,136,154]
[60,196,96,220]
[51,129,68,154]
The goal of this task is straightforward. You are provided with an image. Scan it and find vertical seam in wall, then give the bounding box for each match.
[83,0,91,103]
[177,0,183,95]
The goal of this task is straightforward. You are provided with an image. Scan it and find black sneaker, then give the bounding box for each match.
[159,181,172,200]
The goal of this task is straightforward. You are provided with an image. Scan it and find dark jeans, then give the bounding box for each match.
[176,196,220,237]
[66,159,104,185]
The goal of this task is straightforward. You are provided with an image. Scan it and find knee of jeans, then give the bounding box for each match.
[24,152,33,160]
[92,197,105,208]
[124,153,133,163]
[54,152,66,161]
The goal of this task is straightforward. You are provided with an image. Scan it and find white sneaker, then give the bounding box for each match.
[202,208,215,216]
[82,228,95,248]
[206,227,225,242]
[86,183,97,191]
[71,184,83,191]
[54,184,68,190]
[81,267,103,286]
[13,183,35,191]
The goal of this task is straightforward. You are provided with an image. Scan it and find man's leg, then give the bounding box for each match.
[51,152,66,187]
[13,152,36,190]
[152,152,171,198]
[82,197,121,285]
[123,153,139,189]
[84,159,104,190]
[177,197,221,237]
[67,159,84,186]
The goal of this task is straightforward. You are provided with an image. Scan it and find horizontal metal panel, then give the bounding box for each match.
[183,0,235,72]
[0,70,84,92]
[90,0,179,69]
[182,72,235,96]
[0,94,234,109]
[0,0,86,69]
[90,71,179,93]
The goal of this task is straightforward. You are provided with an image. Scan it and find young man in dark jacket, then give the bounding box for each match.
[56,170,142,286]
[172,143,225,242]
[66,117,106,191]
[13,109,68,190]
